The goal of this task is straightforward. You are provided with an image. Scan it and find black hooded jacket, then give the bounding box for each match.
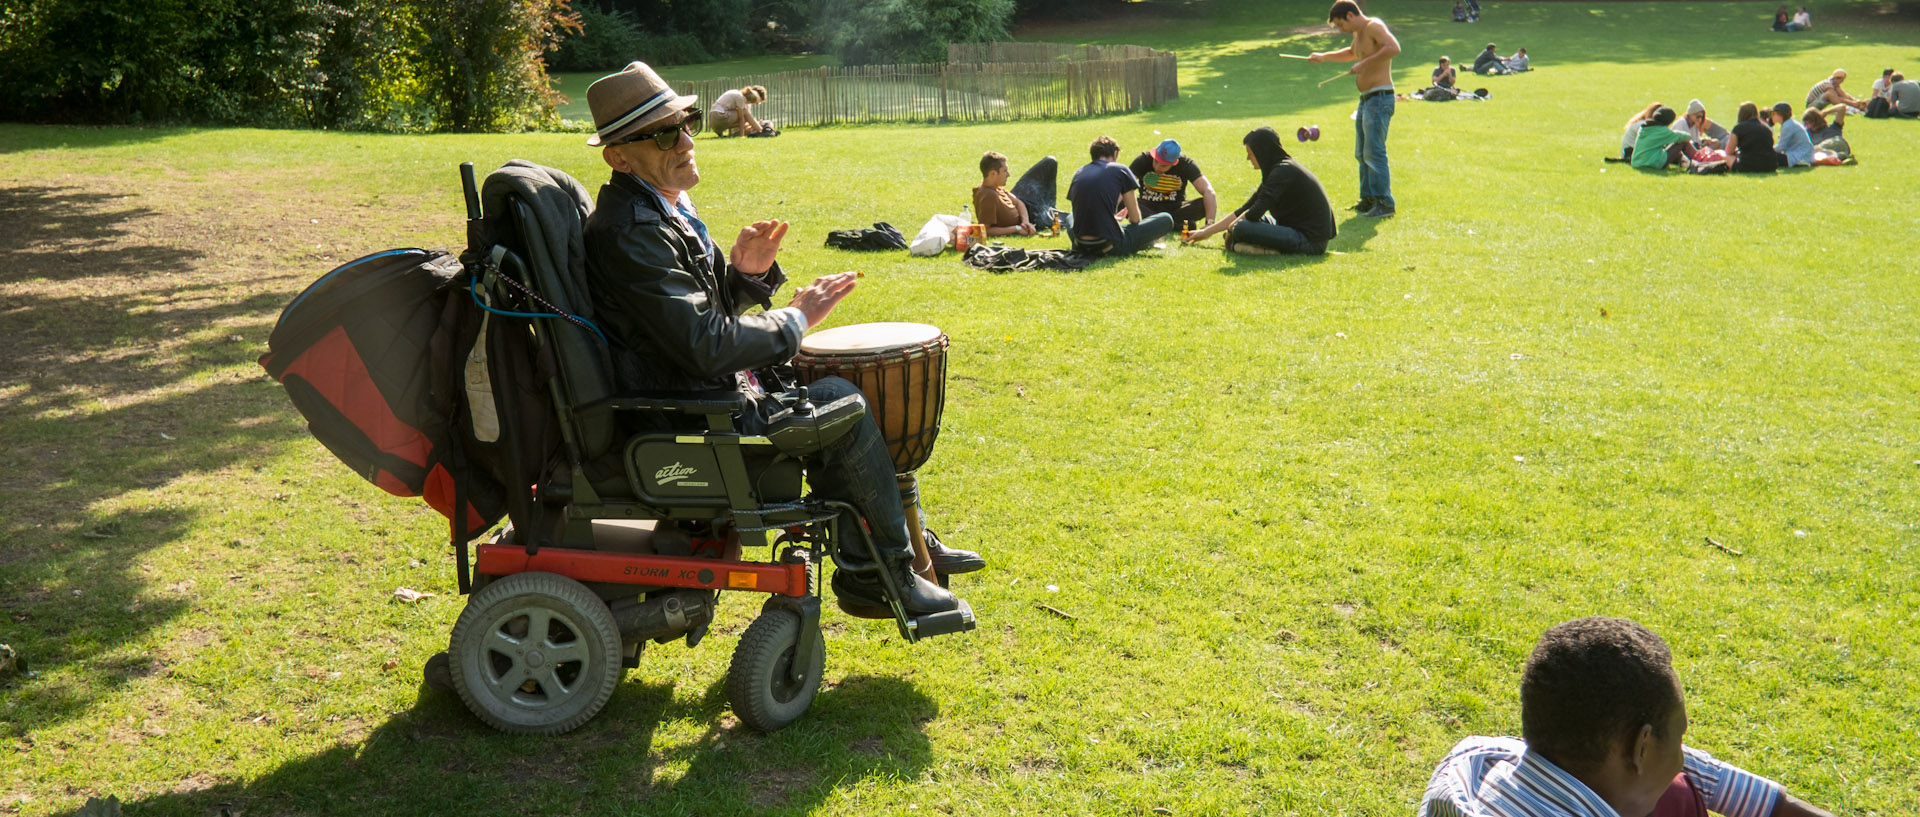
[1234,127,1337,244]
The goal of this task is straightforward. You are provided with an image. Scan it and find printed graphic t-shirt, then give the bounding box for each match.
[1126,153,1203,207]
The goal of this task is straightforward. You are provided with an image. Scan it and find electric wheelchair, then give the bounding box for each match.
[427,161,975,736]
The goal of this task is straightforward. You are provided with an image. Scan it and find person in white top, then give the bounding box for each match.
[705,85,770,137]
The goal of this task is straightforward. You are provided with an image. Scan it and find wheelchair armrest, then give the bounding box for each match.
[764,393,866,456]
[596,390,749,417]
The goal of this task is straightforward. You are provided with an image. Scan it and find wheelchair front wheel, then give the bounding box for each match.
[725,608,825,732]
[447,571,623,735]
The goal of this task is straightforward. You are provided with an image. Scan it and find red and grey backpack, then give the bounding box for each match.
[258,247,506,541]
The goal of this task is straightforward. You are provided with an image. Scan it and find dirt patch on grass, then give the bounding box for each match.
[743,767,817,809]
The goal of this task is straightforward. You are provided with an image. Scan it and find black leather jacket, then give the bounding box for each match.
[583,172,799,394]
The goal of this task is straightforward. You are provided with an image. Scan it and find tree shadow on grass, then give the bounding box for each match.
[1,184,314,734]
[0,124,196,155]
[106,674,937,817]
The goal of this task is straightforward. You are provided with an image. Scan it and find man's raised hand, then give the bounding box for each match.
[790,271,860,330]
[732,219,790,275]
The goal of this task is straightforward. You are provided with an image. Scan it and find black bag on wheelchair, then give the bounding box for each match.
[258,248,509,540]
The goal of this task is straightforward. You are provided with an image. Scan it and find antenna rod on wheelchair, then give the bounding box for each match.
[460,162,484,253]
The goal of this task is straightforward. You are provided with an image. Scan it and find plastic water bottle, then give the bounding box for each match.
[956,205,971,250]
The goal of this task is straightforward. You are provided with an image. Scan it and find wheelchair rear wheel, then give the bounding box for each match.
[448,571,623,735]
[725,608,825,732]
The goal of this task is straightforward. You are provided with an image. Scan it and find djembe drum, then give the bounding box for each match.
[792,322,949,582]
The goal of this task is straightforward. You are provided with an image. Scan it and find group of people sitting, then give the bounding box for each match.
[1404,47,1528,102]
[971,132,1337,257]
[1611,98,1849,173]
[1605,66,1913,173]
[1473,43,1530,75]
[1772,4,1813,31]
[1450,0,1481,22]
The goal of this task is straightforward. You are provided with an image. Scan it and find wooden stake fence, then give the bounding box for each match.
[674,42,1177,129]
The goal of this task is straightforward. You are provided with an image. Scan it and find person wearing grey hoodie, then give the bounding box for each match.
[1183,127,1337,255]
[1675,99,1729,150]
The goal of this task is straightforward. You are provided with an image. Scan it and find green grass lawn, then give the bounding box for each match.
[5,1,1920,815]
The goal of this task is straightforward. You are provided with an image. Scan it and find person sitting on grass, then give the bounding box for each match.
[1434,57,1459,90]
[1791,5,1812,29]
[1066,135,1174,257]
[973,152,1039,237]
[1128,139,1220,232]
[1453,0,1470,22]
[1805,70,1863,111]
[1800,106,1847,146]
[1870,68,1895,103]
[1725,102,1779,174]
[1422,617,1839,817]
[1889,72,1920,117]
[1772,4,1791,31]
[1675,100,1729,150]
[1473,43,1511,75]
[1183,127,1336,256]
[1629,106,1693,170]
[1770,102,1815,167]
[706,85,772,137]
[1606,102,1664,163]
[1506,48,1532,72]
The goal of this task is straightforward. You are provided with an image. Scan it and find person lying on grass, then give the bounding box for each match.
[1422,616,1840,817]
[1182,126,1335,256]
[1800,106,1848,148]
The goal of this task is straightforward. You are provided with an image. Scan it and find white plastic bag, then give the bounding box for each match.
[910,214,966,257]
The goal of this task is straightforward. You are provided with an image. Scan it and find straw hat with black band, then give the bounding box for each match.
[586,61,699,147]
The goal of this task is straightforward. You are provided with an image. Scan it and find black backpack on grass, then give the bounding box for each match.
[259,248,505,540]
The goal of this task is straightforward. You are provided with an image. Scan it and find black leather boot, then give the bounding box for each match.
[832,566,960,620]
[924,529,985,574]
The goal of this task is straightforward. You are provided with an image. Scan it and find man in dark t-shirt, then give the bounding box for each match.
[1126,139,1218,229]
[1067,135,1175,256]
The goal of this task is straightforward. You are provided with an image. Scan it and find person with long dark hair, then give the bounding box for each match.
[1183,127,1336,256]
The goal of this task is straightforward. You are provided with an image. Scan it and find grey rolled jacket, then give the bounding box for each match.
[583,171,800,395]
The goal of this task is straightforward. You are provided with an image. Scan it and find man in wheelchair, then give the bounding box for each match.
[581,62,982,619]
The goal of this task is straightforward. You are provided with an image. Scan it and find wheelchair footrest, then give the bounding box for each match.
[908,599,976,640]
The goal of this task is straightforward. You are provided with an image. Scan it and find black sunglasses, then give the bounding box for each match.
[626,108,703,150]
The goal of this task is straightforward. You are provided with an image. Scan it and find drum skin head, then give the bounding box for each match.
[800,322,942,354]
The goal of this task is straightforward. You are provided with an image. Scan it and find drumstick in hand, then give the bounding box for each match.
[1317,72,1348,88]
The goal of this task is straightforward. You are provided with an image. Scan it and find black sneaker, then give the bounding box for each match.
[1362,204,1396,218]
[1602,156,1628,163]
[1346,198,1376,212]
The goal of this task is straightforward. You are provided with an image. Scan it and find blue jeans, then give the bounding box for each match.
[741,376,912,572]
[1119,212,1177,255]
[1229,219,1327,255]
[1355,93,1395,209]
[1011,156,1073,233]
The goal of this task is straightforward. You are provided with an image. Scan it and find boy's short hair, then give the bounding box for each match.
[1893,72,1906,83]
[1328,0,1361,21]
[1650,106,1677,127]
[980,151,1009,176]
[1772,101,1795,119]
[1089,136,1120,161]
[1521,617,1683,770]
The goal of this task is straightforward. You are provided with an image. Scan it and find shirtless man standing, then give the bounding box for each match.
[1310,0,1402,218]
